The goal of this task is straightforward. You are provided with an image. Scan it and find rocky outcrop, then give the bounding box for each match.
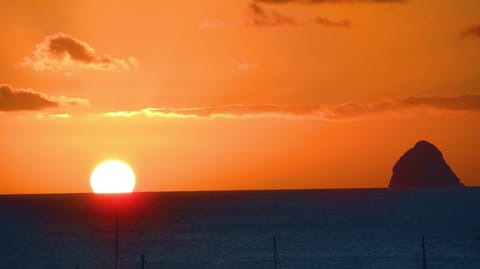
[389,140,465,188]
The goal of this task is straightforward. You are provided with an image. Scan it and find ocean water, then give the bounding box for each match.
[0,188,479,269]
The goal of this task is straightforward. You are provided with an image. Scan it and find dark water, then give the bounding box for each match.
[1,188,480,269]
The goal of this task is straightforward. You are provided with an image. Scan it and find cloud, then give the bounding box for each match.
[315,17,350,27]
[34,113,72,120]
[20,33,137,73]
[230,57,257,70]
[203,0,403,29]
[401,95,480,111]
[0,84,89,111]
[245,3,297,27]
[104,105,321,119]
[254,0,406,3]
[461,24,480,39]
[320,94,480,118]
[102,94,480,120]
[243,3,350,28]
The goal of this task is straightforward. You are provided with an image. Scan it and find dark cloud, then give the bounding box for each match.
[21,33,137,72]
[245,3,297,26]
[48,34,96,63]
[103,94,480,120]
[244,0,404,28]
[461,24,480,39]
[0,84,89,111]
[0,85,57,111]
[244,3,350,28]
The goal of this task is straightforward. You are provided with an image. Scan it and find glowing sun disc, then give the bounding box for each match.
[90,160,136,193]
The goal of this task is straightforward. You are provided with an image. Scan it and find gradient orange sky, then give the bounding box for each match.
[1,0,480,194]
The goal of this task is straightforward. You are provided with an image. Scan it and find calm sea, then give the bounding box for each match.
[0,188,479,269]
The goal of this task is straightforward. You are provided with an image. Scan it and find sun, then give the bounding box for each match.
[90,160,136,194]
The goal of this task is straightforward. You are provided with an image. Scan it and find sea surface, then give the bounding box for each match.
[0,188,479,269]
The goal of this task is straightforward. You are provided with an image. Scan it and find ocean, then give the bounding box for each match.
[0,188,479,269]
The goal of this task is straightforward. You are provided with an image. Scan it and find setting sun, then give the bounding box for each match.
[90,160,136,194]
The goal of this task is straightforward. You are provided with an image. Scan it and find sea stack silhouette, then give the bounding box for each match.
[389,140,465,188]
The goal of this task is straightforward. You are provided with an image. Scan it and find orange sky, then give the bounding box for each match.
[1,0,480,194]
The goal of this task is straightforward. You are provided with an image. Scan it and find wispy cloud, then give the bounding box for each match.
[102,94,480,120]
[20,33,137,73]
[201,3,349,29]
[400,95,480,111]
[0,84,89,111]
[202,0,405,30]
[315,17,350,28]
[244,2,350,28]
[34,113,72,120]
[104,105,320,119]
[461,24,480,39]
[245,3,297,27]
[230,57,257,71]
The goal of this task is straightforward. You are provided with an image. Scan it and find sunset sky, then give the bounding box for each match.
[1,0,480,194]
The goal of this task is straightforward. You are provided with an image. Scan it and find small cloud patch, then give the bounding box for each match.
[20,33,137,73]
